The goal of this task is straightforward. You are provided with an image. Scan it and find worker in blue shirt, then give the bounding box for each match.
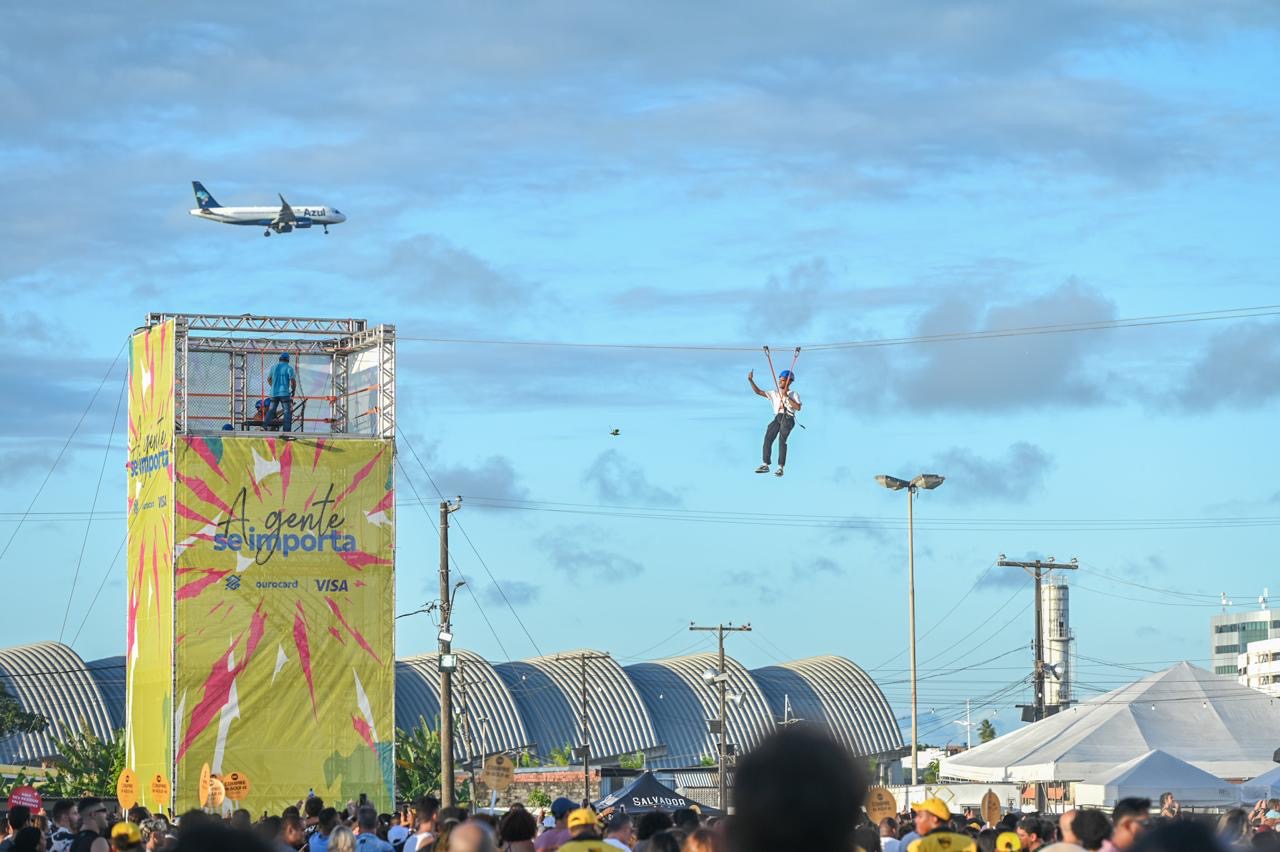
[265,353,297,432]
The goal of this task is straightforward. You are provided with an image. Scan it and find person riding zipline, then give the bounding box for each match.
[748,367,801,477]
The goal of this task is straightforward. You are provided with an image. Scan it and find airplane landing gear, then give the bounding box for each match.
[264,229,271,237]
[323,224,329,234]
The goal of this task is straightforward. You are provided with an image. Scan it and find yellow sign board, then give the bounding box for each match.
[117,768,140,811]
[481,754,515,791]
[150,773,171,807]
[207,777,226,809]
[981,788,1001,828]
[223,771,251,801]
[198,763,211,809]
[865,786,897,824]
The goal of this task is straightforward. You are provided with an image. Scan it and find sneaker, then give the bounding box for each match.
[755,464,771,474]
[775,467,785,477]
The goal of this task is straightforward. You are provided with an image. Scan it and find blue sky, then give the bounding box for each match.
[3,1,1279,742]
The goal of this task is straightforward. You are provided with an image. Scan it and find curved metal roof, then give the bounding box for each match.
[626,653,775,769]
[1,643,902,770]
[494,651,658,763]
[0,642,118,763]
[751,656,904,758]
[87,655,127,732]
[395,651,529,761]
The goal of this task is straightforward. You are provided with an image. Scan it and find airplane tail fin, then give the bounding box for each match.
[191,181,220,209]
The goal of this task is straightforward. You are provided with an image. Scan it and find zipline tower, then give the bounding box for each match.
[125,313,397,813]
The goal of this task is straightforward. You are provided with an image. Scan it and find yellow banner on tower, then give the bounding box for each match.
[172,436,395,810]
[125,319,175,810]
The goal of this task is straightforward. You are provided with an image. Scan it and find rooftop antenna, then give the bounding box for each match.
[1262,588,1270,610]
[1222,592,1233,612]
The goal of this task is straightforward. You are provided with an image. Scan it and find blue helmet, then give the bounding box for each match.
[280,352,290,362]
[779,370,795,381]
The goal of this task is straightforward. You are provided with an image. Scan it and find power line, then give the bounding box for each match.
[0,338,128,567]
[60,366,128,643]
[397,303,1280,354]
[399,434,545,658]
[394,455,512,661]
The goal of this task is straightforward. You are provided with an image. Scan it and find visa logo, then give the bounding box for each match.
[314,579,350,592]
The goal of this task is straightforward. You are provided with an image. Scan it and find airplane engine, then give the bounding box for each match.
[271,222,294,234]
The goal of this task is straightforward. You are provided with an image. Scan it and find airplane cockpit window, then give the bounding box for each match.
[333,209,341,215]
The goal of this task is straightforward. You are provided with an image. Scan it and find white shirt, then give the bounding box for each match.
[881,837,902,852]
[401,832,433,852]
[604,840,631,851]
[766,388,800,415]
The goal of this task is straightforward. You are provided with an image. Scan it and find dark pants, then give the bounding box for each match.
[763,413,795,465]
[266,395,293,432]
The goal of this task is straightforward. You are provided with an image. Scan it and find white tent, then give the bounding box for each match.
[1239,762,1280,800]
[940,662,1280,782]
[1074,749,1244,808]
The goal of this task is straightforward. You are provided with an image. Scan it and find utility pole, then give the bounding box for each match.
[690,622,752,813]
[997,555,1077,812]
[556,651,611,805]
[954,699,974,749]
[438,498,462,807]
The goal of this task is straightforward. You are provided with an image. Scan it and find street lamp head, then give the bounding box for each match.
[702,667,719,684]
[876,475,910,491]
[910,474,945,491]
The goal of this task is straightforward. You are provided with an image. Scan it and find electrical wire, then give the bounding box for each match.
[400,433,545,658]
[0,338,128,567]
[394,455,512,661]
[398,303,1280,354]
[59,366,128,643]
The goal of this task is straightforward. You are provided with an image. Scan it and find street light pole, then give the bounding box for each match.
[691,621,751,812]
[876,473,944,787]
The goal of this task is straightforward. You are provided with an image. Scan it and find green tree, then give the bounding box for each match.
[395,716,442,802]
[0,683,47,740]
[43,720,124,797]
[922,759,940,783]
[547,744,574,767]
[527,788,552,809]
[698,754,715,768]
[978,719,997,743]
[617,751,645,770]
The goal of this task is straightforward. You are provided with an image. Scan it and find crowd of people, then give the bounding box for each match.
[3,726,1279,852]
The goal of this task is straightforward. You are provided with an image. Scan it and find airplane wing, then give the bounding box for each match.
[274,194,297,224]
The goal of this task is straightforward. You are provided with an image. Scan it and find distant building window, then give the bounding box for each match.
[1272,620,1280,629]
[1217,664,1240,675]
[1216,644,1240,654]
[1216,624,1239,633]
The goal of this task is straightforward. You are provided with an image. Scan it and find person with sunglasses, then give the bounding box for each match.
[69,799,109,852]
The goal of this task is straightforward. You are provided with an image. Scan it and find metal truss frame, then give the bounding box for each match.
[146,313,366,336]
[154,312,394,438]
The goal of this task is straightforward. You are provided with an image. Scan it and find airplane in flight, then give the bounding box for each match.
[189,181,347,236]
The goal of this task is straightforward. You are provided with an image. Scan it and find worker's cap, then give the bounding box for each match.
[550,797,576,818]
[778,370,795,381]
[1267,810,1280,820]
[567,808,597,829]
[111,822,143,844]
[967,821,982,831]
[995,831,1022,850]
[911,798,950,821]
[280,352,290,361]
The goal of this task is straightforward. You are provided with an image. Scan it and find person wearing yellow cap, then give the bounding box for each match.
[110,822,144,851]
[906,799,976,852]
[994,831,1022,851]
[556,809,610,852]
